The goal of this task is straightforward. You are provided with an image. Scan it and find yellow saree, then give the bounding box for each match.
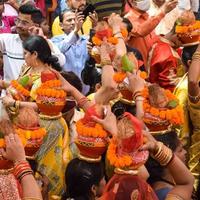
[8,65,72,196]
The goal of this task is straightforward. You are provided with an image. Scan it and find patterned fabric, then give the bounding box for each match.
[148,37,185,92]
[0,173,21,200]
[188,99,200,181]
[173,74,189,145]
[18,66,72,197]
[100,174,158,200]
[36,116,72,197]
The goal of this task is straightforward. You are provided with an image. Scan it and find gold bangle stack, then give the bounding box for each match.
[132,91,144,101]
[165,193,184,200]
[188,92,200,102]
[100,59,112,66]
[7,100,20,115]
[152,142,173,166]
[192,51,200,61]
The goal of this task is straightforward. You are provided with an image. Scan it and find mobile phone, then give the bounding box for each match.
[89,28,96,43]
[82,4,95,18]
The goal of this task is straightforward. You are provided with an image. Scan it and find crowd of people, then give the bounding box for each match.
[0,0,199,199]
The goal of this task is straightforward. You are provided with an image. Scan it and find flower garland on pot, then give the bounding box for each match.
[142,87,184,126]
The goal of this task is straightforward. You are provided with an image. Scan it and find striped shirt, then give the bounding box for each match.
[87,0,125,19]
[0,33,65,82]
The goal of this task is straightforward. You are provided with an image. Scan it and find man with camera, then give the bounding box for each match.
[52,0,97,37]
[51,9,89,95]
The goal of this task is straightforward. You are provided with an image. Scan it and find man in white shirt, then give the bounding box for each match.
[148,0,191,35]
[0,3,65,82]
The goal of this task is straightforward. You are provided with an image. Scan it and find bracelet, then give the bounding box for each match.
[113,31,121,36]
[100,59,112,66]
[77,97,90,108]
[132,91,142,101]
[13,160,33,182]
[165,194,184,200]
[135,96,144,101]
[115,36,124,40]
[14,159,27,166]
[188,92,200,102]
[192,52,200,61]
[152,142,173,166]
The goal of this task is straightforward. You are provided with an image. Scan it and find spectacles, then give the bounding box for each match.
[14,18,31,27]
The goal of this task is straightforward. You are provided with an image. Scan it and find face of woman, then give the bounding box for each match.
[174,142,187,163]
[24,50,36,67]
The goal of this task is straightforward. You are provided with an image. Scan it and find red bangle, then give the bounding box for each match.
[78,97,90,108]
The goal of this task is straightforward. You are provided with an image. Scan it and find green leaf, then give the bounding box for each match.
[121,54,134,72]
[167,100,178,109]
[19,75,29,87]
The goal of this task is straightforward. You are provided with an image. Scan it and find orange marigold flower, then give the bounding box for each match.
[108,37,118,45]
[92,36,102,46]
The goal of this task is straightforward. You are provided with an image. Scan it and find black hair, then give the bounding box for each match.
[182,45,198,68]
[111,101,136,118]
[59,9,71,23]
[23,35,61,71]
[81,57,101,95]
[61,71,83,92]
[146,131,180,185]
[19,4,44,25]
[122,17,133,33]
[62,158,104,200]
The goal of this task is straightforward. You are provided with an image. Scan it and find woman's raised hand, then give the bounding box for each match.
[127,70,145,94]
[92,106,118,137]
[0,133,26,162]
[51,69,74,94]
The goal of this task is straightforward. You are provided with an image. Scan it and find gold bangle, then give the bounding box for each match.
[188,92,200,102]
[166,193,184,200]
[15,100,20,112]
[113,31,121,36]
[100,59,112,66]
[152,142,173,166]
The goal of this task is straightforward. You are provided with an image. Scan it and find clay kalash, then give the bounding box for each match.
[107,112,148,172]
[176,10,200,46]
[142,84,184,134]
[0,119,26,170]
[14,107,46,158]
[36,70,67,116]
[76,104,109,162]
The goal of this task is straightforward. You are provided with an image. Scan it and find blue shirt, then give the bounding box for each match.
[51,32,89,94]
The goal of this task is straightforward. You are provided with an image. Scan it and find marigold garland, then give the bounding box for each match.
[176,21,200,34]
[11,80,30,97]
[92,28,128,46]
[107,139,132,168]
[113,71,148,84]
[36,88,66,98]
[41,80,61,88]
[76,120,108,138]
[15,127,46,140]
[0,134,26,148]
[142,88,184,125]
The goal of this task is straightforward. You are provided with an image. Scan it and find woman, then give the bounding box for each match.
[62,158,106,200]
[187,43,200,184]
[146,131,187,200]
[0,118,42,200]
[1,35,71,197]
[94,114,194,200]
